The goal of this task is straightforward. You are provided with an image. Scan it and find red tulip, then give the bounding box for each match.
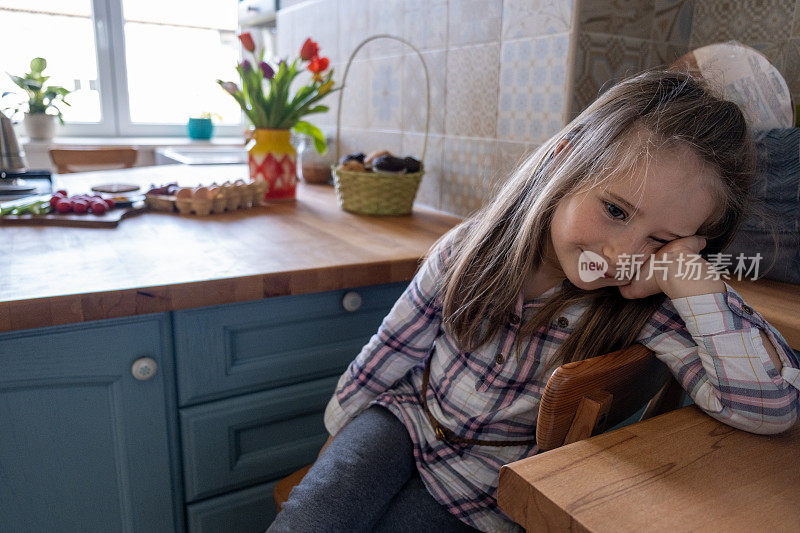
[300,38,320,61]
[238,32,256,52]
[307,56,329,74]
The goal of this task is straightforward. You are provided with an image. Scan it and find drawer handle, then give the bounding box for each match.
[342,291,362,312]
[131,357,158,381]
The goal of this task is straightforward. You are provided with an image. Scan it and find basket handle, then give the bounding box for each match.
[335,34,431,164]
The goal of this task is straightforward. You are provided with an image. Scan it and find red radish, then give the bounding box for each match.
[56,189,68,196]
[103,198,115,209]
[50,195,62,208]
[90,201,107,215]
[55,200,72,214]
[72,200,89,214]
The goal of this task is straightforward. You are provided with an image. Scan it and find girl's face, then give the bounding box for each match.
[548,145,719,293]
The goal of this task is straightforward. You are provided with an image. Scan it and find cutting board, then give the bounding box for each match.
[0,201,147,228]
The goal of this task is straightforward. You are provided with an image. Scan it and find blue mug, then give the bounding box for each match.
[187,118,214,140]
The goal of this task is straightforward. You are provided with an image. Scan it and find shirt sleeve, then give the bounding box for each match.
[323,231,453,436]
[636,281,799,435]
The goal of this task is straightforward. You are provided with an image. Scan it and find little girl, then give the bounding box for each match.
[268,69,799,532]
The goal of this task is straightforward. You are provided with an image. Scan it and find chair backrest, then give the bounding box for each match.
[535,343,674,451]
[49,147,138,174]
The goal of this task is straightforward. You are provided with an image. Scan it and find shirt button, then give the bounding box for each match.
[557,316,569,328]
[742,304,754,315]
[509,313,521,325]
[495,353,505,364]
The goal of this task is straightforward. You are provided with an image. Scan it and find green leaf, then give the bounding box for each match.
[304,105,329,115]
[293,121,326,154]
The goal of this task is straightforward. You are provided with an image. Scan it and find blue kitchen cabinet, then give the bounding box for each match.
[174,281,408,530]
[0,280,409,532]
[0,314,183,533]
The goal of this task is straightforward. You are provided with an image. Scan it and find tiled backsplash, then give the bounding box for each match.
[277,0,800,218]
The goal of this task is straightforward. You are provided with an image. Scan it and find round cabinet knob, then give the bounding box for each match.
[131,357,158,381]
[342,291,362,312]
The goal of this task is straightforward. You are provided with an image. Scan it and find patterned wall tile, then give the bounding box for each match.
[445,43,501,138]
[403,133,444,209]
[497,34,570,144]
[294,0,340,65]
[339,0,371,63]
[496,141,537,191]
[502,0,574,40]
[449,0,503,47]
[579,0,655,40]
[652,0,694,45]
[794,2,800,37]
[690,0,794,47]
[404,0,448,52]
[441,136,500,216]
[402,50,447,135]
[645,42,690,68]
[340,59,370,129]
[366,0,407,58]
[369,55,404,131]
[570,32,649,118]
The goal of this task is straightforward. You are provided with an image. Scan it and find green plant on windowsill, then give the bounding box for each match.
[2,57,71,124]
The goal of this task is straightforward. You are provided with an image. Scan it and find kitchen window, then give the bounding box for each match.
[0,0,244,137]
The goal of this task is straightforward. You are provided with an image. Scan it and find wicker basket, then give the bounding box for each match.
[333,34,430,216]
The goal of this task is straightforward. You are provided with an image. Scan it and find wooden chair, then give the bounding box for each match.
[49,147,138,173]
[272,344,682,511]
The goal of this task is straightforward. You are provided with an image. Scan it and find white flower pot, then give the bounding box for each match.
[23,113,57,140]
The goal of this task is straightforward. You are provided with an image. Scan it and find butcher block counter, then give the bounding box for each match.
[0,164,797,532]
[0,164,461,333]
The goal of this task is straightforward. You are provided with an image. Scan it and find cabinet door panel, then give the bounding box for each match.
[174,282,406,406]
[0,316,181,533]
[181,376,337,502]
[187,480,279,533]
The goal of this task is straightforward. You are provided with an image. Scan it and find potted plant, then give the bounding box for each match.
[2,57,70,140]
[217,34,336,200]
[187,112,221,140]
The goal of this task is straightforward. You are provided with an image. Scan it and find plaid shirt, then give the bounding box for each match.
[324,232,800,532]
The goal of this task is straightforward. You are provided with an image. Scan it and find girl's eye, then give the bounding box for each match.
[604,201,626,220]
[604,201,671,245]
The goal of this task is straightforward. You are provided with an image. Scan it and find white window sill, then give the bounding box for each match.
[22,136,246,148]
[22,137,248,171]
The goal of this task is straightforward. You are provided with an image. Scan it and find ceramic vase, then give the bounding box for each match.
[248,128,297,201]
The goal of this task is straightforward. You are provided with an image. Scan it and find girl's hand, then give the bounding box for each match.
[617,235,720,300]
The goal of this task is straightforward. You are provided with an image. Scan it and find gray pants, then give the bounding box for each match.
[267,405,480,532]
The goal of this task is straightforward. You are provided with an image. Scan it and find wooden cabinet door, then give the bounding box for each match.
[0,315,182,533]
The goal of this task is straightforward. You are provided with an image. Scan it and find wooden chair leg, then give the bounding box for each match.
[563,391,613,446]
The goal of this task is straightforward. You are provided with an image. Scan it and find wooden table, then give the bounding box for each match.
[0,164,462,332]
[498,406,800,532]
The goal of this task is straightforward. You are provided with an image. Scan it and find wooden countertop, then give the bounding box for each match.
[1,164,797,346]
[498,406,800,532]
[0,164,461,333]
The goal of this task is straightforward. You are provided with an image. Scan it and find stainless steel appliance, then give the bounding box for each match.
[0,111,52,200]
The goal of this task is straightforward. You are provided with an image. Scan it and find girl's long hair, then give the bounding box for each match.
[429,68,764,364]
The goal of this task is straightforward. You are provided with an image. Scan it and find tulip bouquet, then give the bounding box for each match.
[218,34,335,153]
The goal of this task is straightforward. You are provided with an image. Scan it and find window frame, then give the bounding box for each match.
[54,0,245,137]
